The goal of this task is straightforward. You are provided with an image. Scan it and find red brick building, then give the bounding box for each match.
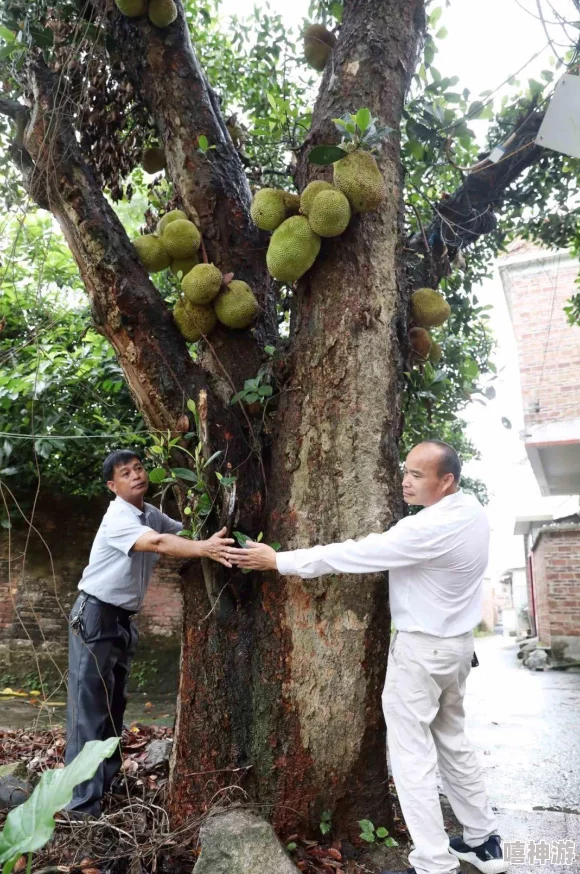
[0,492,183,690]
[500,245,580,660]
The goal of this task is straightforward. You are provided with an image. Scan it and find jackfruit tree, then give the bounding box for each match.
[1,0,579,840]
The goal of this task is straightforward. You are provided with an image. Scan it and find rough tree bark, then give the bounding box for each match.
[0,0,551,841]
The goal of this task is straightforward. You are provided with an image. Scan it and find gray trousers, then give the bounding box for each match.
[65,594,138,816]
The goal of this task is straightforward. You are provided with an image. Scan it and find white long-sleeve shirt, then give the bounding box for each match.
[275,490,490,638]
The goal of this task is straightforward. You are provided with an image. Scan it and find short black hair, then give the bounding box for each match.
[103,450,142,483]
[421,440,461,482]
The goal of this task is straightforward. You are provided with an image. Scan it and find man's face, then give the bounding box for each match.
[107,457,149,503]
[402,444,455,507]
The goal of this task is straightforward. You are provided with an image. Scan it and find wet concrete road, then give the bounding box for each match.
[461,635,580,873]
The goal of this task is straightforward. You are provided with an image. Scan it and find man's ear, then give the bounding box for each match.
[107,481,117,495]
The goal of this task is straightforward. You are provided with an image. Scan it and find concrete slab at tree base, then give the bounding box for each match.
[193,808,300,874]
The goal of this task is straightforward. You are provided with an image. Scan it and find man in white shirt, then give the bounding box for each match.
[228,440,507,874]
[65,449,234,818]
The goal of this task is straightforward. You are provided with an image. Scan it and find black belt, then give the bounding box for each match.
[80,592,139,621]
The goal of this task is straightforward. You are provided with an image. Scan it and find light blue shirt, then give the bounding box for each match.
[78,496,182,611]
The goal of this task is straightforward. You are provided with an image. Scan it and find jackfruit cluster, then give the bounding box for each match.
[303,24,336,71]
[173,273,259,340]
[409,288,451,367]
[250,188,300,232]
[114,0,177,27]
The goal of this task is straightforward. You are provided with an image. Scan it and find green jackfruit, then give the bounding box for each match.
[170,256,199,278]
[115,0,147,17]
[303,24,336,71]
[333,150,386,213]
[182,263,223,305]
[266,216,321,283]
[173,299,216,342]
[157,209,188,235]
[142,147,166,174]
[133,235,170,273]
[308,189,351,238]
[250,189,287,232]
[300,180,335,216]
[429,342,443,363]
[409,327,432,359]
[213,280,259,329]
[149,0,177,27]
[411,288,451,328]
[162,219,201,259]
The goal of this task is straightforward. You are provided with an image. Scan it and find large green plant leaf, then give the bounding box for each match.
[0,738,118,872]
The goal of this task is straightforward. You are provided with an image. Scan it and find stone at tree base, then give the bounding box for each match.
[524,649,549,670]
[143,738,173,770]
[0,766,30,811]
[193,808,300,874]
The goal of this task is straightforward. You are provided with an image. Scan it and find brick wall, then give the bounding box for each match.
[500,249,580,427]
[532,526,580,659]
[0,491,183,687]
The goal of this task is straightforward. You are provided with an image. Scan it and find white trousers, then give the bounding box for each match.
[383,630,498,874]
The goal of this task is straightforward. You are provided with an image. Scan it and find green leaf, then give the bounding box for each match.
[231,390,247,405]
[187,399,197,415]
[429,6,443,26]
[308,145,348,166]
[358,819,374,834]
[287,842,297,852]
[0,739,118,866]
[258,385,273,396]
[198,135,209,152]
[203,449,223,468]
[320,822,331,835]
[385,837,399,847]
[233,530,249,546]
[183,506,192,515]
[266,92,277,111]
[264,345,275,355]
[244,392,260,403]
[436,26,448,39]
[0,25,16,42]
[149,467,168,483]
[177,529,193,538]
[171,467,198,482]
[150,445,164,455]
[269,541,281,552]
[355,107,372,133]
[360,832,375,842]
[376,827,388,838]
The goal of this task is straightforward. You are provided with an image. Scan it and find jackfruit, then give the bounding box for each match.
[162,219,201,259]
[266,216,321,283]
[282,191,301,215]
[148,0,177,27]
[300,180,335,216]
[333,150,386,213]
[308,189,351,238]
[214,280,259,329]
[182,263,223,305]
[133,234,170,273]
[411,288,451,328]
[142,147,166,174]
[157,209,188,235]
[303,24,336,72]
[409,327,432,359]
[170,256,199,278]
[250,189,286,232]
[429,342,443,363]
[173,299,216,342]
[115,0,147,16]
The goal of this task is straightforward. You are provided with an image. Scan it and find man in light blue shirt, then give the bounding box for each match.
[65,449,233,817]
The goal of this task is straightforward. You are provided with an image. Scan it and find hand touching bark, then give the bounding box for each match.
[228,540,278,571]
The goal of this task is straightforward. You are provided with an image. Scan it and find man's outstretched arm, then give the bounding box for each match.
[228,518,443,577]
[134,526,235,567]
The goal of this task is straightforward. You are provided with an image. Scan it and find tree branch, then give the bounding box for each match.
[408,108,545,288]
[0,95,27,120]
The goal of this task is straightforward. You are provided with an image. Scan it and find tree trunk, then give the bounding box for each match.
[168,0,424,836]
